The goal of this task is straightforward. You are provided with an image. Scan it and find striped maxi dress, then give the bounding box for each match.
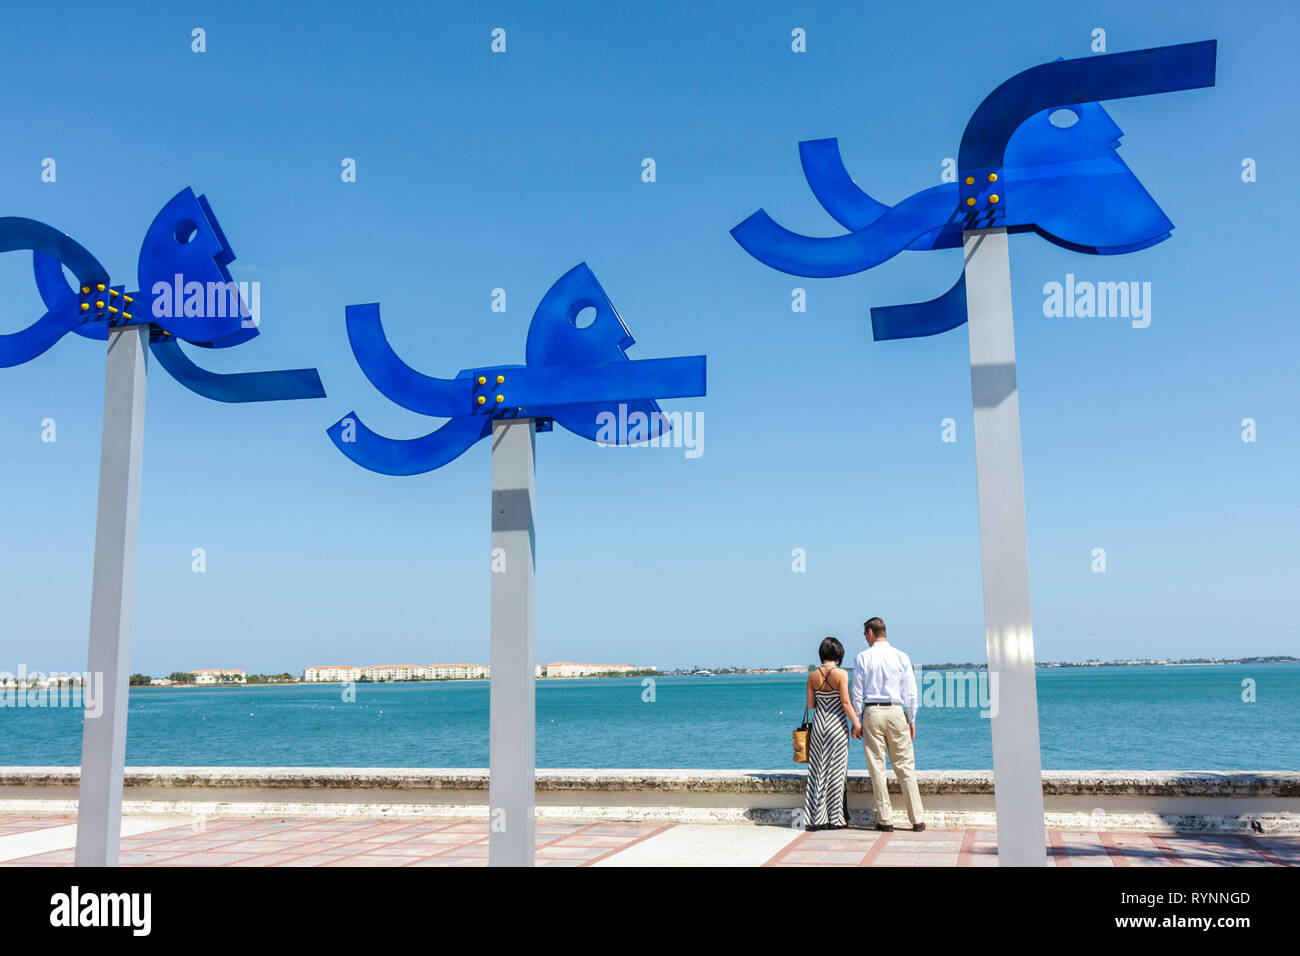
[803,670,850,828]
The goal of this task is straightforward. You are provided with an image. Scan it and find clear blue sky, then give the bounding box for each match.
[1,1,1295,674]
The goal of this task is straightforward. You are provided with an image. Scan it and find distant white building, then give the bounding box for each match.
[543,662,652,678]
[303,666,362,683]
[427,664,489,680]
[304,664,493,682]
[362,665,425,682]
[780,665,808,673]
[191,669,246,684]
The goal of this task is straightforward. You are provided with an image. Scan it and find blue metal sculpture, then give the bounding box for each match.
[328,263,707,475]
[733,39,1217,868]
[731,41,1217,339]
[2,187,325,402]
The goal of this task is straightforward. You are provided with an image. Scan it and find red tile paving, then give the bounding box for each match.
[0,816,670,868]
[764,826,1299,867]
[0,815,1295,866]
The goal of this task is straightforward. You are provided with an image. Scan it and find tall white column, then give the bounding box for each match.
[76,326,148,867]
[963,228,1047,866]
[488,418,536,866]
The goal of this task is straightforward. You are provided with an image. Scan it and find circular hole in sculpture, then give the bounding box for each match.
[1048,107,1080,129]
[573,306,597,329]
[175,219,199,244]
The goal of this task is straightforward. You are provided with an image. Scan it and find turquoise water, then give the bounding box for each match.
[1,664,1296,770]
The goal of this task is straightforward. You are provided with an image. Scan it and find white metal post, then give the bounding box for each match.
[76,326,148,867]
[963,228,1047,866]
[488,418,536,866]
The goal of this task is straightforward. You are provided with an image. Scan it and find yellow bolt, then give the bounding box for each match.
[81,286,90,294]
[123,312,132,320]
[107,305,118,314]
[96,283,105,292]
[95,300,104,308]
[495,394,504,403]
[477,396,486,405]
[989,194,999,204]
[124,295,133,304]
[109,289,119,297]
[988,172,998,182]
[80,303,89,311]
[965,197,976,207]
[964,176,974,185]
[477,376,486,385]
[496,374,504,384]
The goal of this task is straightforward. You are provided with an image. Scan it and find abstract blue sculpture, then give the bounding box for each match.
[732,41,1217,867]
[732,41,1217,340]
[329,262,705,868]
[2,188,326,868]
[329,262,706,475]
[2,186,325,401]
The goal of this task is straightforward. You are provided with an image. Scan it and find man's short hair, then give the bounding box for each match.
[818,637,844,664]
[864,617,886,638]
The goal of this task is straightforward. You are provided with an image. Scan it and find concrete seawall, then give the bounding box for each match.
[2,768,1296,832]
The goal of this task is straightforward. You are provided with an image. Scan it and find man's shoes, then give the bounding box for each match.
[913,822,926,832]
[874,822,895,832]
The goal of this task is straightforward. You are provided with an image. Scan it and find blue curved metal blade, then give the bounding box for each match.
[799,138,890,231]
[524,263,636,367]
[905,224,960,251]
[136,188,256,344]
[33,250,109,341]
[519,263,696,441]
[150,337,325,402]
[1031,227,1172,257]
[549,398,670,443]
[0,298,87,367]
[2,219,110,357]
[999,101,1175,251]
[958,41,1217,175]
[326,412,489,476]
[344,303,470,416]
[32,251,113,343]
[871,270,967,341]
[730,183,957,278]
[3,217,108,285]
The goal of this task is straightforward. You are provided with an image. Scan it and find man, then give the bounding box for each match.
[850,617,925,832]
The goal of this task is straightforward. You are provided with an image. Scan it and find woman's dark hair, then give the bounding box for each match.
[818,637,844,664]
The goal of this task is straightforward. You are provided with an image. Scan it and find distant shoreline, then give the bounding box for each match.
[115,657,1300,689]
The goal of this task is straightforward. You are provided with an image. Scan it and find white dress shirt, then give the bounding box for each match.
[850,640,919,723]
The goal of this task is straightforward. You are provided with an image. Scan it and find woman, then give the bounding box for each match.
[802,637,860,830]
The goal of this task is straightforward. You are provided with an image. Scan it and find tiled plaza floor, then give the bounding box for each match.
[0,816,672,868]
[0,814,1295,867]
[763,826,1300,867]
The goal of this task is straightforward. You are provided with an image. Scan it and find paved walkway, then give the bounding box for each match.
[0,815,1295,867]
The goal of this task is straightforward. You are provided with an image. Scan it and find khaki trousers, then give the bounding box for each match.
[861,704,925,826]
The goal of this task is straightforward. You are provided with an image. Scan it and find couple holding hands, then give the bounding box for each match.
[802,617,926,832]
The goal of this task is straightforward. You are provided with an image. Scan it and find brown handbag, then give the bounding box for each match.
[793,706,811,763]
